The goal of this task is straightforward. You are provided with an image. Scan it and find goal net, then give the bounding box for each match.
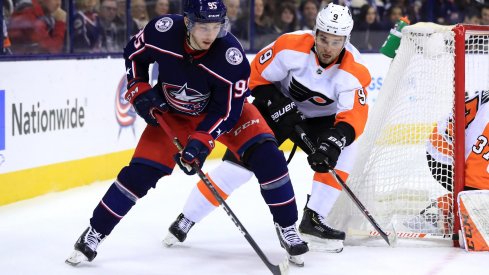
[327,23,489,246]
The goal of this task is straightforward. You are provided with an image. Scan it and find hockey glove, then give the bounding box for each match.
[307,128,346,172]
[174,132,215,175]
[268,96,304,125]
[253,85,304,138]
[125,81,168,126]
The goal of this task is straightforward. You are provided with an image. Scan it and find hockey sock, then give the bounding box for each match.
[247,141,298,227]
[307,171,347,217]
[90,164,166,235]
[183,160,253,222]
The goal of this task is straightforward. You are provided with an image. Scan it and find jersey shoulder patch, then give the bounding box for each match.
[143,15,185,47]
[225,47,244,65]
[154,17,174,32]
[204,34,250,81]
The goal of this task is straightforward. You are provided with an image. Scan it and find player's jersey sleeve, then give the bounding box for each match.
[123,19,159,84]
[335,45,371,139]
[195,35,251,140]
[250,31,314,90]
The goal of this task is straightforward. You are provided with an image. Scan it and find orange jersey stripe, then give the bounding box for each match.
[250,32,314,90]
[313,170,349,190]
[338,50,371,88]
[335,87,369,138]
[429,129,454,156]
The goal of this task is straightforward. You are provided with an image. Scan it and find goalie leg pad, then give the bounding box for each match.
[458,190,489,251]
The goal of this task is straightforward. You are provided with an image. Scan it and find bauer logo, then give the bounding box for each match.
[115,75,137,138]
[0,90,5,151]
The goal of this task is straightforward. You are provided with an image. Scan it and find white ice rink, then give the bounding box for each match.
[1,152,487,275]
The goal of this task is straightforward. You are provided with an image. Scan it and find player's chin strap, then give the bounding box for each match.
[294,125,396,246]
[153,110,288,275]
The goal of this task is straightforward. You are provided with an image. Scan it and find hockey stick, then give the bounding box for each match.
[294,125,395,246]
[154,112,288,275]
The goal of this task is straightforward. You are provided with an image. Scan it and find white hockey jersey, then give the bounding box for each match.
[250,30,371,140]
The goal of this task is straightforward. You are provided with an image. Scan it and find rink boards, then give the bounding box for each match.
[0,54,390,205]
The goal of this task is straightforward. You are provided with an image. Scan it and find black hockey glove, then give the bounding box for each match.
[125,81,168,126]
[307,128,346,172]
[253,85,304,138]
[174,132,214,175]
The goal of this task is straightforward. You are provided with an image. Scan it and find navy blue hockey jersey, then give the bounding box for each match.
[123,15,250,140]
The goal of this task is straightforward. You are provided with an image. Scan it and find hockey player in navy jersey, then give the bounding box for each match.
[66,0,308,266]
[164,3,371,254]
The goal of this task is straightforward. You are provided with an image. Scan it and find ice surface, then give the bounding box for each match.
[0,152,487,275]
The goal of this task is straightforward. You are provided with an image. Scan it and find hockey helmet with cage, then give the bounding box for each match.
[184,0,229,38]
[315,3,354,38]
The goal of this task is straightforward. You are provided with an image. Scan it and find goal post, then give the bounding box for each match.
[326,23,489,246]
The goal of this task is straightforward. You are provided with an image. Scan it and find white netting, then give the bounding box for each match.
[327,23,489,246]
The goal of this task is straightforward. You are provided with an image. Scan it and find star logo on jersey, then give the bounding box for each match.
[162,82,210,115]
[215,128,223,138]
[288,77,334,106]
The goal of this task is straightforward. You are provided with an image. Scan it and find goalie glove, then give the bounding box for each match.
[125,80,168,126]
[307,128,346,172]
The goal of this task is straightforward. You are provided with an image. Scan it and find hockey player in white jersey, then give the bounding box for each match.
[165,3,371,256]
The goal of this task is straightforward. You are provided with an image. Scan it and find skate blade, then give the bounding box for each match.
[288,254,304,267]
[402,216,440,233]
[162,232,179,247]
[278,258,290,274]
[302,234,344,253]
[65,250,88,266]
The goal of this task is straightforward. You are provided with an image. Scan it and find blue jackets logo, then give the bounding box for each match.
[115,76,137,137]
[162,82,209,115]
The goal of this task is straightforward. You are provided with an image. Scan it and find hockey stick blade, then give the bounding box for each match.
[294,125,394,246]
[154,112,288,275]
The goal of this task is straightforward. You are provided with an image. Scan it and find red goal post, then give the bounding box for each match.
[453,24,489,246]
[326,23,489,246]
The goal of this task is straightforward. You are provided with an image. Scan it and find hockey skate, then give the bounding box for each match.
[65,226,106,266]
[299,206,345,253]
[402,199,452,234]
[274,223,309,267]
[163,213,195,247]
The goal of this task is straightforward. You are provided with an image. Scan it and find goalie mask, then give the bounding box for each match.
[314,3,353,45]
[184,0,229,38]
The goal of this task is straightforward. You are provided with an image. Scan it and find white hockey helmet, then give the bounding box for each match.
[315,3,353,37]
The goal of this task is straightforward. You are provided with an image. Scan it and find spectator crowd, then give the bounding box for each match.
[2,0,489,55]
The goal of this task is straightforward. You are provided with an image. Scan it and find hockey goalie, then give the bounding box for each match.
[426,90,489,251]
